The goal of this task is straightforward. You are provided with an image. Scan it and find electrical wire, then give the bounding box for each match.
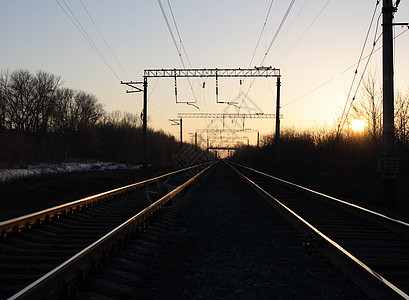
[166,0,200,109]
[79,0,131,80]
[157,0,182,65]
[260,0,296,66]
[238,0,296,112]
[157,0,201,112]
[56,0,121,81]
[273,0,331,65]
[336,1,380,138]
[158,0,212,132]
[58,0,171,125]
[269,0,310,61]
[248,0,275,69]
[166,0,193,70]
[337,30,381,137]
[283,26,409,109]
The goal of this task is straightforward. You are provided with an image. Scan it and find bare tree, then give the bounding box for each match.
[0,69,61,133]
[0,69,35,131]
[51,89,104,132]
[352,70,382,140]
[101,110,141,128]
[73,91,104,129]
[32,70,61,133]
[395,89,409,148]
[51,87,75,133]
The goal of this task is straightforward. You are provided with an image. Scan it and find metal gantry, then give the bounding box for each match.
[195,128,260,148]
[177,113,278,119]
[178,112,280,131]
[144,67,280,78]
[122,67,281,167]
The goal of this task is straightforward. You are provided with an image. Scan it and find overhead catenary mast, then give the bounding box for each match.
[380,0,407,206]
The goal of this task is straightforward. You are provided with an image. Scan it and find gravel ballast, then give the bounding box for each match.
[130,162,367,299]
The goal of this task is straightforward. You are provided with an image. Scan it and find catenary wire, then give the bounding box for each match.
[247,0,275,69]
[260,0,296,66]
[269,0,311,61]
[159,0,211,131]
[165,0,200,109]
[282,25,409,109]
[273,0,331,65]
[55,0,121,81]
[79,0,131,80]
[238,0,296,112]
[336,1,380,138]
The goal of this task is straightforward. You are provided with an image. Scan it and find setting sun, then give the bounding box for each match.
[351,118,365,132]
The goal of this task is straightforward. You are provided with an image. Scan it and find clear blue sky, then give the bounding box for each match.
[1,1,408,145]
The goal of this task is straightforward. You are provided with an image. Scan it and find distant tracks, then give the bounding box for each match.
[228,161,409,299]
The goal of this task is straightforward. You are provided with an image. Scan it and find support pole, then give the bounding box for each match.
[180,118,183,164]
[207,135,209,162]
[382,0,397,207]
[142,77,148,168]
[195,132,198,152]
[275,76,281,169]
[257,132,260,148]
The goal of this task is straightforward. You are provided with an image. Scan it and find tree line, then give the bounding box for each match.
[0,69,180,166]
[233,72,409,208]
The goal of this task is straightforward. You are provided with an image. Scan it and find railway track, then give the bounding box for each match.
[229,161,409,299]
[76,160,367,299]
[2,160,407,299]
[0,162,212,299]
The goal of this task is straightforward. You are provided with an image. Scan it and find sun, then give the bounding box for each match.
[351,118,365,132]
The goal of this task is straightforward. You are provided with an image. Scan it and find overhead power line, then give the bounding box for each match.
[239,0,295,111]
[260,0,296,66]
[55,0,121,81]
[157,0,185,68]
[79,0,130,80]
[269,0,310,60]
[157,0,200,109]
[336,0,381,138]
[283,25,409,109]
[273,0,331,65]
[248,0,275,69]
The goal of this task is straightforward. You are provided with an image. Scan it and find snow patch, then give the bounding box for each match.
[0,162,142,183]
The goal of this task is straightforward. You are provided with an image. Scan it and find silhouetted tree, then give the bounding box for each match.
[0,70,61,133]
[395,89,409,148]
[352,70,382,141]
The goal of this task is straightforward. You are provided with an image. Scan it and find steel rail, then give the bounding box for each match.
[231,162,409,231]
[8,161,216,300]
[227,161,408,300]
[0,162,210,238]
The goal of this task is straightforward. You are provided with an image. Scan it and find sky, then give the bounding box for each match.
[1,1,409,146]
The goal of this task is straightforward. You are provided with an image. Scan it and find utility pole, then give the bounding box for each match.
[142,77,148,168]
[380,0,398,207]
[257,132,260,148]
[180,118,183,160]
[169,118,183,165]
[275,76,281,169]
[120,80,147,167]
